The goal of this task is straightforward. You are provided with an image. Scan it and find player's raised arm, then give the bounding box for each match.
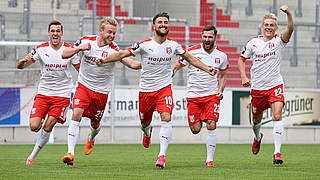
[280,5,294,43]
[181,52,217,76]
[120,58,141,70]
[238,56,251,87]
[17,53,34,69]
[96,50,132,66]
[62,43,91,59]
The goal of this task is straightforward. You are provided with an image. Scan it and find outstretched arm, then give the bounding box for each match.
[238,57,251,87]
[280,5,294,43]
[217,70,227,100]
[96,50,132,66]
[62,43,91,59]
[17,53,34,69]
[181,52,217,76]
[121,58,141,70]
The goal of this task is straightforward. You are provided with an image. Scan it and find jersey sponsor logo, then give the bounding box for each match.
[255,51,276,59]
[131,42,139,51]
[215,58,220,64]
[147,57,171,63]
[74,99,80,105]
[189,115,195,123]
[31,108,36,114]
[102,51,108,58]
[166,47,172,54]
[84,55,98,65]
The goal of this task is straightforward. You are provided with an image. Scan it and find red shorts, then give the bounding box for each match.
[30,94,70,124]
[139,85,173,122]
[251,84,285,116]
[186,94,220,127]
[73,83,108,123]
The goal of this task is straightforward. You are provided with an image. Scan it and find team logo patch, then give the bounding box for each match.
[215,58,220,64]
[269,43,275,49]
[241,46,246,54]
[166,47,172,54]
[189,115,195,123]
[131,42,139,51]
[252,106,257,114]
[31,108,36,114]
[102,51,108,58]
[140,112,144,120]
[74,99,80,105]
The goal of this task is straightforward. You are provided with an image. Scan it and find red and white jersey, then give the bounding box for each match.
[241,34,287,90]
[128,38,186,92]
[31,41,80,98]
[178,44,229,98]
[74,35,119,94]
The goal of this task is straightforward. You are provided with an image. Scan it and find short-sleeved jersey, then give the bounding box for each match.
[240,34,287,90]
[128,38,186,92]
[74,35,119,94]
[31,41,80,98]
[178,44,229,98]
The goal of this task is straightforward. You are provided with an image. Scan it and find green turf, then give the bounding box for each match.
[0,144,319,180]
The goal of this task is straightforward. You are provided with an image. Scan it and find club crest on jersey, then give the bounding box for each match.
[269,43,275,49]
[166,47,172,54]
[74,99,80,105]
[215,58,220,64]
[102,51,108,58]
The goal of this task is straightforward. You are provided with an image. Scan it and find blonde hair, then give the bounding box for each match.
[99,17,118,30]
[262,13,277,25]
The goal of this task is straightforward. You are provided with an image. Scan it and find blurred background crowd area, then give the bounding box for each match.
[0,0,319,89]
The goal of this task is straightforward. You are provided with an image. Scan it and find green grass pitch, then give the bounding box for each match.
[0,144,319,179]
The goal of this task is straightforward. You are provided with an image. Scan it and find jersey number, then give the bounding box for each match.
[165,96,173,105]
[274,87,283,98]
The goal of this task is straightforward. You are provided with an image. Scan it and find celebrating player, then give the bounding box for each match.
[96,12,217,168]
[17,20,80,165]
[238,5,294,164]
[173,25,228,167]
[61,17,141,166]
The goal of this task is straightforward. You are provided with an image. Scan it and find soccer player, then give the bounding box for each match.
[17,20,80,165]
[96,12,217,168]
[61,17,141,166]
[172,25,228,167]
[238,5,294,164]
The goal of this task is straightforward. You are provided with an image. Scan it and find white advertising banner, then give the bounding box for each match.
[240,90,320,126]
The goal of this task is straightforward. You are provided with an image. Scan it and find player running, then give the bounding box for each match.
[173,25,228,167]
[61,17,141,166]
[96,12,217,168]
[238,5,294,164]
[17,20,80,165]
